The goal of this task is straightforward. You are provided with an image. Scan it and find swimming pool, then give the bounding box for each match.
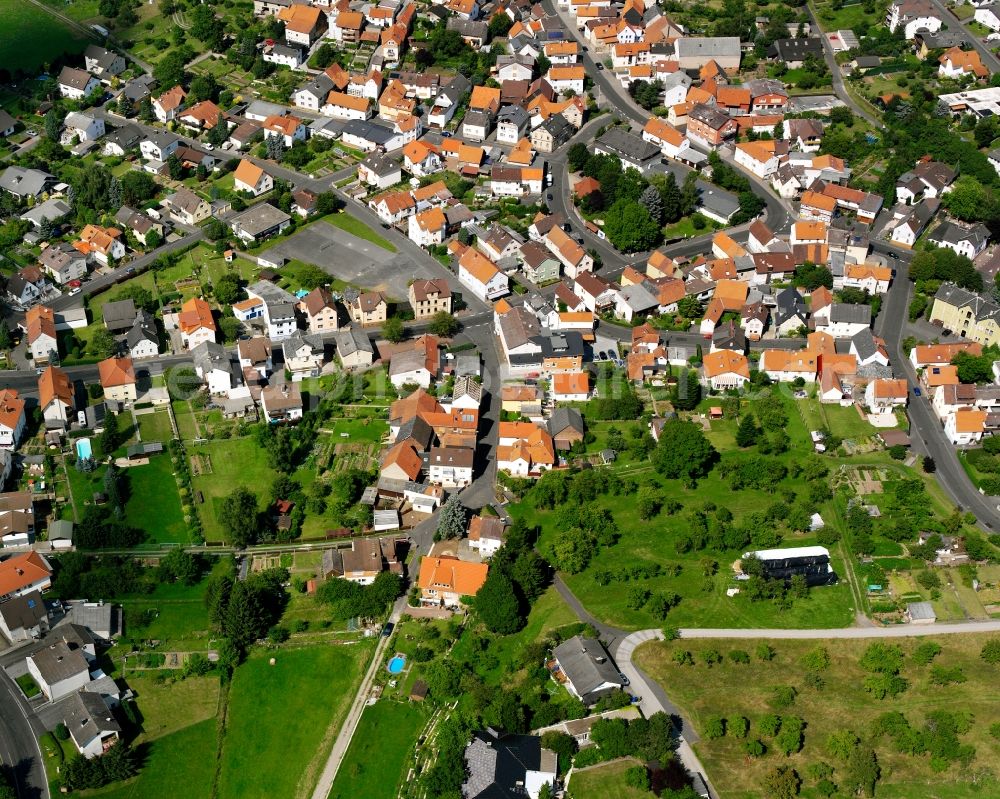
[76,438,93,460]
[387,655,406,674]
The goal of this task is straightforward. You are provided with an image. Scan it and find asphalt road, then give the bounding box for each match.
[876,252,1000,530]
[0,669,48,799]
[927,0,1000,74]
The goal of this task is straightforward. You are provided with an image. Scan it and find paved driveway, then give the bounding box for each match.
[264,222,442,302]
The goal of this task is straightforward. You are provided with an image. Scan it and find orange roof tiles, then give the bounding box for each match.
[459,248,500,284]
[0,389,24,432]
[178,297,216,334]
[233,159,266,187]
[38,366,73,409]
[552,371,589,396]
[98,356,136,388]
[703,350,750,379]
[0,551,50,597]
[418,556,488,596]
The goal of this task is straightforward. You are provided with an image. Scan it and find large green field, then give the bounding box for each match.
[0,0,90,72]
[517,395,858,630]
[124,455,189,545]
[328,701,427,799]
[635,634,1000,799]
[189,437,281,542]
[216,642,374,799]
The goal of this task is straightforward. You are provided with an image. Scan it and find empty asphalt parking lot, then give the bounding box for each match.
[265,221,441,300]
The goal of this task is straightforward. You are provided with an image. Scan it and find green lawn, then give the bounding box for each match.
[82,719,217,799]
[635,634,1000,799]
[325,417,389,444]
[216,642,375,799]
[794,397,881,440]
[123,455,189,546]
[328,701,427,799]
[0,0,90,72]
[811,0,882,33]
[189,437,280,542]
[136,412,175,443]
[327,213,397,252]
[172,402,199,441]
[569,759,649,799]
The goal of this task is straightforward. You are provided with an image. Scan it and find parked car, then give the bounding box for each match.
[913,386,922,396]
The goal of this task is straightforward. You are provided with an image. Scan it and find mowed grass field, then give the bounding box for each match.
[81,675,220,799]
[328,701,427,799]
[569,758,651,799]
[124,455,189,545]
[635,635,1000,799]
[0,0,90,72]
[216,642,375,799]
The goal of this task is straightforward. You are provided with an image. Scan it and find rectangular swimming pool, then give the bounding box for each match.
[76,438,93,460]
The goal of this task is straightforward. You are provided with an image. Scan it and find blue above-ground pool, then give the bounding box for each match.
[387,655,406,674]
[76,438,93,460]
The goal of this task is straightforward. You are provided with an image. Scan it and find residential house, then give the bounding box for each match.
[261,382,303,422]
[262,114,307,147]
[178,297,217,349]
[0,167,54,201]
[702,350,750,390]
[389,334,439,389]
[945,409,987,445]
[233,160,273,197]
[418,556,488,607]
[459,248,510,302]
[74,225,125,266]
[237,336,273,380]
[819,303,872,338]
[593,127,661,172]
[282,331,326,381]
[358,152,402,190]
[64,692,121,760]
[0,552,52,601]
[126,310,158,360]
[519,241,560,284]
[896,160,956,203]
[27,639,90,701]
[467,516,506,558]
[0,390,26,450]
[98,357,137,403]
[929,283,1000,346]
[460,730,557,799]
[428,446,474,488]
[687,103,739,148]
[409,279,452,319]
[278,3,327,45]
[152,86,186,122]
[843,264,892,294]
[552,636,625,704]
[346,290,388,326]
[497,421,556,477]
[866,378,908,415]
[299,287,340,333]
[408,207,448,247]
[164,187,211,226]
[139,130,181,162]
[61,112,105,144]
[928,221,990,260]
[322,538,404,585]
[84,44,126,79]
[192,342,239,395]
[0,591,47,642]
[57,67,100,100]
[25,305,57,363]
[39,242,87,285]
[0,492,34,549]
